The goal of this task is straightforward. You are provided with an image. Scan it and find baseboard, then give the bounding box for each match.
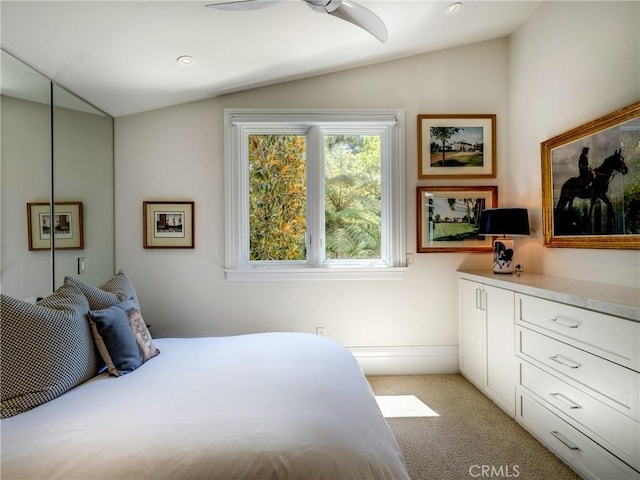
[347,345,460,376]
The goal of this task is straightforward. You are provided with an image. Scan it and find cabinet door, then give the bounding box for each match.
[459,279,484,388]
[484,284,515,416]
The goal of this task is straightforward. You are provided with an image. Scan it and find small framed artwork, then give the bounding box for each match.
[27,202,84,251]
[143,201,195,249]
[417,186,498,253]
[418,114,496,179]
[541,100,639,249]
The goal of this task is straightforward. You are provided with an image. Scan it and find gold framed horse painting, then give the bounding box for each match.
[541,100,640,249]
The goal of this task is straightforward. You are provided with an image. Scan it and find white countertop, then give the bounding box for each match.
[457,270,640,322]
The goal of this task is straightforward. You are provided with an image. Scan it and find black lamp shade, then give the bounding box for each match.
[478,208,530,236]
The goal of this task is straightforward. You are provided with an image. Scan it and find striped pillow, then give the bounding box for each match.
[0,283,97,418]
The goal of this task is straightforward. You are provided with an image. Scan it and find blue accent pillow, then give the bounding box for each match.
[88,299,159,377]
[66,272,142,373]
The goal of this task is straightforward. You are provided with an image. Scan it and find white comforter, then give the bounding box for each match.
[1,333,409,480]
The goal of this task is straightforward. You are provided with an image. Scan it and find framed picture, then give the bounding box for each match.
[418,114,496,179]
[417,186,498,253]
[143,201,195,249]
[27,202,84,251]
[541,100,640,249]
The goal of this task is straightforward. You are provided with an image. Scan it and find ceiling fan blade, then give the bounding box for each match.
[306,0,387,43]
[206,0,282,11]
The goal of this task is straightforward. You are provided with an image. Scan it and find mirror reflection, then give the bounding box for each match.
[1,50,114,298]
[52,84,114,289]
[1,51,52,298]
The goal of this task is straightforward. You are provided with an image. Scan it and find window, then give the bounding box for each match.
[224,110,405,281]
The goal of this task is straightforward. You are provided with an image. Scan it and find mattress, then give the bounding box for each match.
[1,332,409,479]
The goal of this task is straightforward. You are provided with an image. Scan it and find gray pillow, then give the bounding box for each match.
[0,283,97,418]
[65,271,140,311]
[88,299,159,377]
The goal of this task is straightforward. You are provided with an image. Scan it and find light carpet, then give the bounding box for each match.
[367,374,582,480]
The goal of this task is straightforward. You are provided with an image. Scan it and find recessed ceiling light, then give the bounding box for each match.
[177,55,195,66]
[445,2,462,14]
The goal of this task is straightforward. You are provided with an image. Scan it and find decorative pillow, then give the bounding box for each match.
[65,271,140,311]
[0,283,98,418]
[65,272,144,374]
[87,299,159,377]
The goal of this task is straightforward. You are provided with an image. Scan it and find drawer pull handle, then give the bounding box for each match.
[550,316,581,329]
[549,354,581,369]
[550,430,580,451]
[550,392,581,409]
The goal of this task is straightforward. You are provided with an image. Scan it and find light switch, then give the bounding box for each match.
[77,257,87,274]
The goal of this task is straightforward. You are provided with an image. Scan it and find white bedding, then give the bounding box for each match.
[1,332,409,480]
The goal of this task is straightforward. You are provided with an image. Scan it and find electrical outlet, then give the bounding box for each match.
[315,327,326,336]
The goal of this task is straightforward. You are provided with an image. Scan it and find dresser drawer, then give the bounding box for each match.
[516,293,639,371]
[519,360,640,470]
[517,389,640,480]
[517,326,639,420]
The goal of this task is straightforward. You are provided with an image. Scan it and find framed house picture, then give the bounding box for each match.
[417,186,498,253]
[418,114,496,179]
[143,201,195,249]
[27,202,84,251]
[541,100,639,249]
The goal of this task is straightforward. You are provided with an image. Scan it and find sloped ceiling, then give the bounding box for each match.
[1,0,541,117]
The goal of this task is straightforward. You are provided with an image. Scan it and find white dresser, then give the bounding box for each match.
[457,270,640,480]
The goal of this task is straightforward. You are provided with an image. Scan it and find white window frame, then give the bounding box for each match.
[224,109,406,281]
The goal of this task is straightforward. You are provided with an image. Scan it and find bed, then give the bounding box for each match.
[0,274,409,480]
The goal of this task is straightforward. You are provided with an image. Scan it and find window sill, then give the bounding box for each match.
[224,265,407,282]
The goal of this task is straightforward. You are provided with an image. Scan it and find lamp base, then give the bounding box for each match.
[493,238,515,274]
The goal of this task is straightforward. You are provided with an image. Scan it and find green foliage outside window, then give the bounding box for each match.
[325,135,381,259]
[249,135,307,261]
[248,133,382,262]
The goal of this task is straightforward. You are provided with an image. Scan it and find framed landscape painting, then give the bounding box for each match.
[418,114,496,179]
[541,100,640,249]
[417,186,498,253]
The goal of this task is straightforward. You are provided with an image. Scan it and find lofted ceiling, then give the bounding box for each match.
[1,0,542,117]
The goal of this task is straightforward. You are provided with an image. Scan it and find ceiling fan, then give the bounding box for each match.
[205,0,388,43]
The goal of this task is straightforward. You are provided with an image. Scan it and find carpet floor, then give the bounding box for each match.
[367,374,582,480]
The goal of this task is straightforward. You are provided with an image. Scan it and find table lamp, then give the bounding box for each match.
[477,208,530,274]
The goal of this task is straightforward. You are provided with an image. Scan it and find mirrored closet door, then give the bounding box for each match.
[1,50,114,299]
[51,84,114,289]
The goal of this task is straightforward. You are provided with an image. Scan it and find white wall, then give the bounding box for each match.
[114,1,640,373]
[508,1,640,286]
[115,38,509,373]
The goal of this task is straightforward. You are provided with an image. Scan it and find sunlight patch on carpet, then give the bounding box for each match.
[375,395,439,418]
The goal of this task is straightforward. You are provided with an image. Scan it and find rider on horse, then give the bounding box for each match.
[578,147,595,190]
